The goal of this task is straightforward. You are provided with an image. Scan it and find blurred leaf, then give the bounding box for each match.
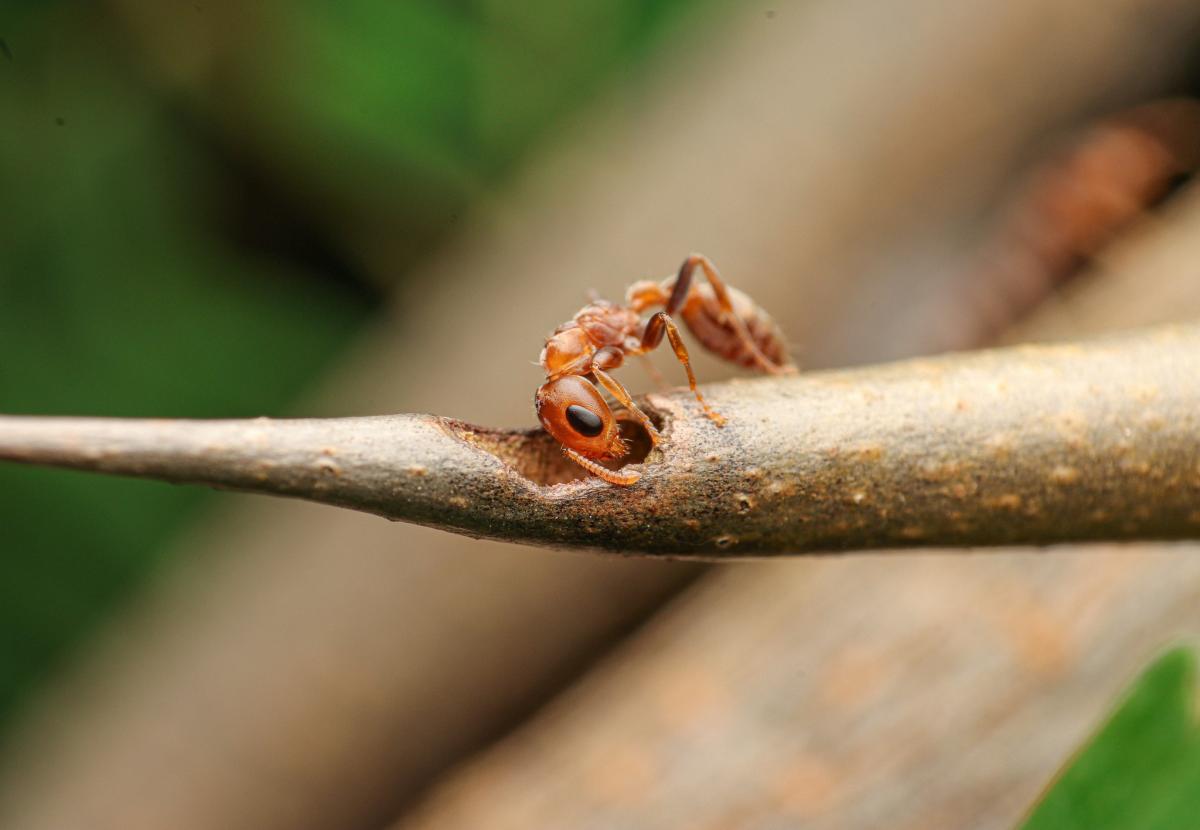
[105,0,732,272]
[0,6,369,729]
[1022,648,1200,829]
[264,0,484,200]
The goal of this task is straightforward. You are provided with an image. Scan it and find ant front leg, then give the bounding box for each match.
[640,312,725,426]
[562,447,641,486]
[591,349,661,445]
[671,254,795,376]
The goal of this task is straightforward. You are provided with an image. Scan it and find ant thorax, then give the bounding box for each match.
[540,324,593,377]
[540,302,641,378]
[573,303,640,348]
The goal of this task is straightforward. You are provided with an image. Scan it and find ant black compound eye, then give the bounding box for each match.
[565,404,604,437]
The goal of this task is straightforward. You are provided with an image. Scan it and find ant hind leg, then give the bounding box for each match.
[671,254,795,376]
[638,354,670,391]
[640,311,725,426]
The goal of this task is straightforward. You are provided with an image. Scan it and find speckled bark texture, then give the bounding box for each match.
[0,324,1197,558]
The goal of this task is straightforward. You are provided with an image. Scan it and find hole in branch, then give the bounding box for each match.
[444,407,664,486]
[605,412,658,466]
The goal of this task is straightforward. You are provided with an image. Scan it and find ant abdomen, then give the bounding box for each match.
[681,285,790,371]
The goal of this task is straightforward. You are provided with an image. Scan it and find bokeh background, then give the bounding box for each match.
[2,1,1200,828]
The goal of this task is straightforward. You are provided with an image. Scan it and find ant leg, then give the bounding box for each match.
[671,254,795,376]
[592,367,661,445]
[638,355,670,391]
[563,446,641,486]
[642,312,725,426]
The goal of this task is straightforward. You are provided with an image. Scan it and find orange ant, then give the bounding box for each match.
[535,254,795,485]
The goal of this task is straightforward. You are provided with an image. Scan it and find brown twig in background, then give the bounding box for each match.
[939,98,1200,349]
[1,324,1198,558]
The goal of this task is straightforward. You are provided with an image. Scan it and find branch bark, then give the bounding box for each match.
[2,324,1198,558]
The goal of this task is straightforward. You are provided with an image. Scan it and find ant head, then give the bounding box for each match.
[535,375,626,459]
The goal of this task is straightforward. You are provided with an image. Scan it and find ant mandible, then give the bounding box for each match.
[535,254,795,485]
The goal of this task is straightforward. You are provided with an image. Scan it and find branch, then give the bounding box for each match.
[1,325,1198,558]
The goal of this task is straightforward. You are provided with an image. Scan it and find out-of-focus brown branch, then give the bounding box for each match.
[936,98,1200,350]
[1,324,1198,558]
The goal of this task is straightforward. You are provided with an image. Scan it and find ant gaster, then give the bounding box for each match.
[535,254,795,485]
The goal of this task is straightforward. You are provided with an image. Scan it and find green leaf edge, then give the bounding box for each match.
[1020,647,1198,830]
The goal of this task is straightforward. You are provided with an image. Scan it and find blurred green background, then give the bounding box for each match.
[0,0,725,739]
